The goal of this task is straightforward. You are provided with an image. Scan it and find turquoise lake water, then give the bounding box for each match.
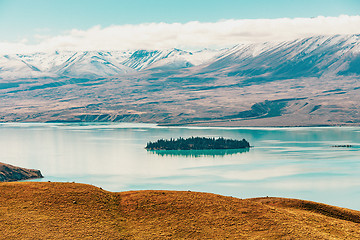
[1,123,359,210]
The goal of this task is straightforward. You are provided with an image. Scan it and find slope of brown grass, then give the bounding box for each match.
[0,182,359,239]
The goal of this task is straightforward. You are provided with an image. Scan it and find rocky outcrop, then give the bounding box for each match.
[0,162,43,182]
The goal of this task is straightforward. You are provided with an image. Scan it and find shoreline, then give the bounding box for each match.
[0,121,359,128]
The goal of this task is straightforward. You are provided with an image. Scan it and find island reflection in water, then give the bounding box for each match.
[147,148,250,158]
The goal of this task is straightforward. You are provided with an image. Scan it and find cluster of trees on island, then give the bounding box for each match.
[331,145,352,148]
[145,137,250,150]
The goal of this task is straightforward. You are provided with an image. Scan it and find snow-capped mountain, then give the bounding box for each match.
[0,54,52,79]
[0,35,360,126]
[0,48,223,79]
[52,51,135,78]
[2,35,360,80]
[121,48,223,71]
[202,34,360,78]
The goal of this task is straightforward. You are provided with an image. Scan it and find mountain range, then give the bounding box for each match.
[0,34,359,126]
[0,48,222,79]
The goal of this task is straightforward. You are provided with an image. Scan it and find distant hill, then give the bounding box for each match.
[1,182,359,239]
[0,34,359,126]
[0,162,43,182]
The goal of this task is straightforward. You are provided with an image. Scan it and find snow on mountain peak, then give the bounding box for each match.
[0,47,223,79]
[2,35,360,79]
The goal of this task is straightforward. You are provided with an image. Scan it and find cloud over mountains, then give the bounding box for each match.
[1,15,360,54]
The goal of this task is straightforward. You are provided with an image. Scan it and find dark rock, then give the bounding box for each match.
[0,162,43,182]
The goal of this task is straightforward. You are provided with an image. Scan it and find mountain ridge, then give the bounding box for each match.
[0,48,223,79]
[0,34,359,126]
[2,34,360,79]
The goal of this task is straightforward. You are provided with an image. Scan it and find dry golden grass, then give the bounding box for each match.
[0,182,359,239]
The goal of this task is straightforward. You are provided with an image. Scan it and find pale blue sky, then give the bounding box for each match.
[1,0,360,42]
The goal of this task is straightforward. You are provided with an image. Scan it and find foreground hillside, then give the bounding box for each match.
[1,182,359,239]
[0,162,43,182]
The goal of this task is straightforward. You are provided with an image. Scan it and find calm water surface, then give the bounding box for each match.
[1,123,359,210]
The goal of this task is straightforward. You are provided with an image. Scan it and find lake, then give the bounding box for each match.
[1,123,359,210]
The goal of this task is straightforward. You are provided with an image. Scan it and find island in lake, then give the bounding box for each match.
[145,137,250,150]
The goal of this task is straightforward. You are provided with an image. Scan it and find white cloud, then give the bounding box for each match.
[1,15,360,53]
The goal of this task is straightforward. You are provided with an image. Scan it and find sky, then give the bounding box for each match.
[1,0,360,53]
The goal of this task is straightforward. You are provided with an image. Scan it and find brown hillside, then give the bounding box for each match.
[0,182,359,239]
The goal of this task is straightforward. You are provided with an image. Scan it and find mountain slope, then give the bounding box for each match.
[0,55,50,79]
[53,51,135,77]
[2,35,360,79]
[0,48,222,79]
[0,35,360,126]
[122,48,223,71]
[202,35,360,79]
